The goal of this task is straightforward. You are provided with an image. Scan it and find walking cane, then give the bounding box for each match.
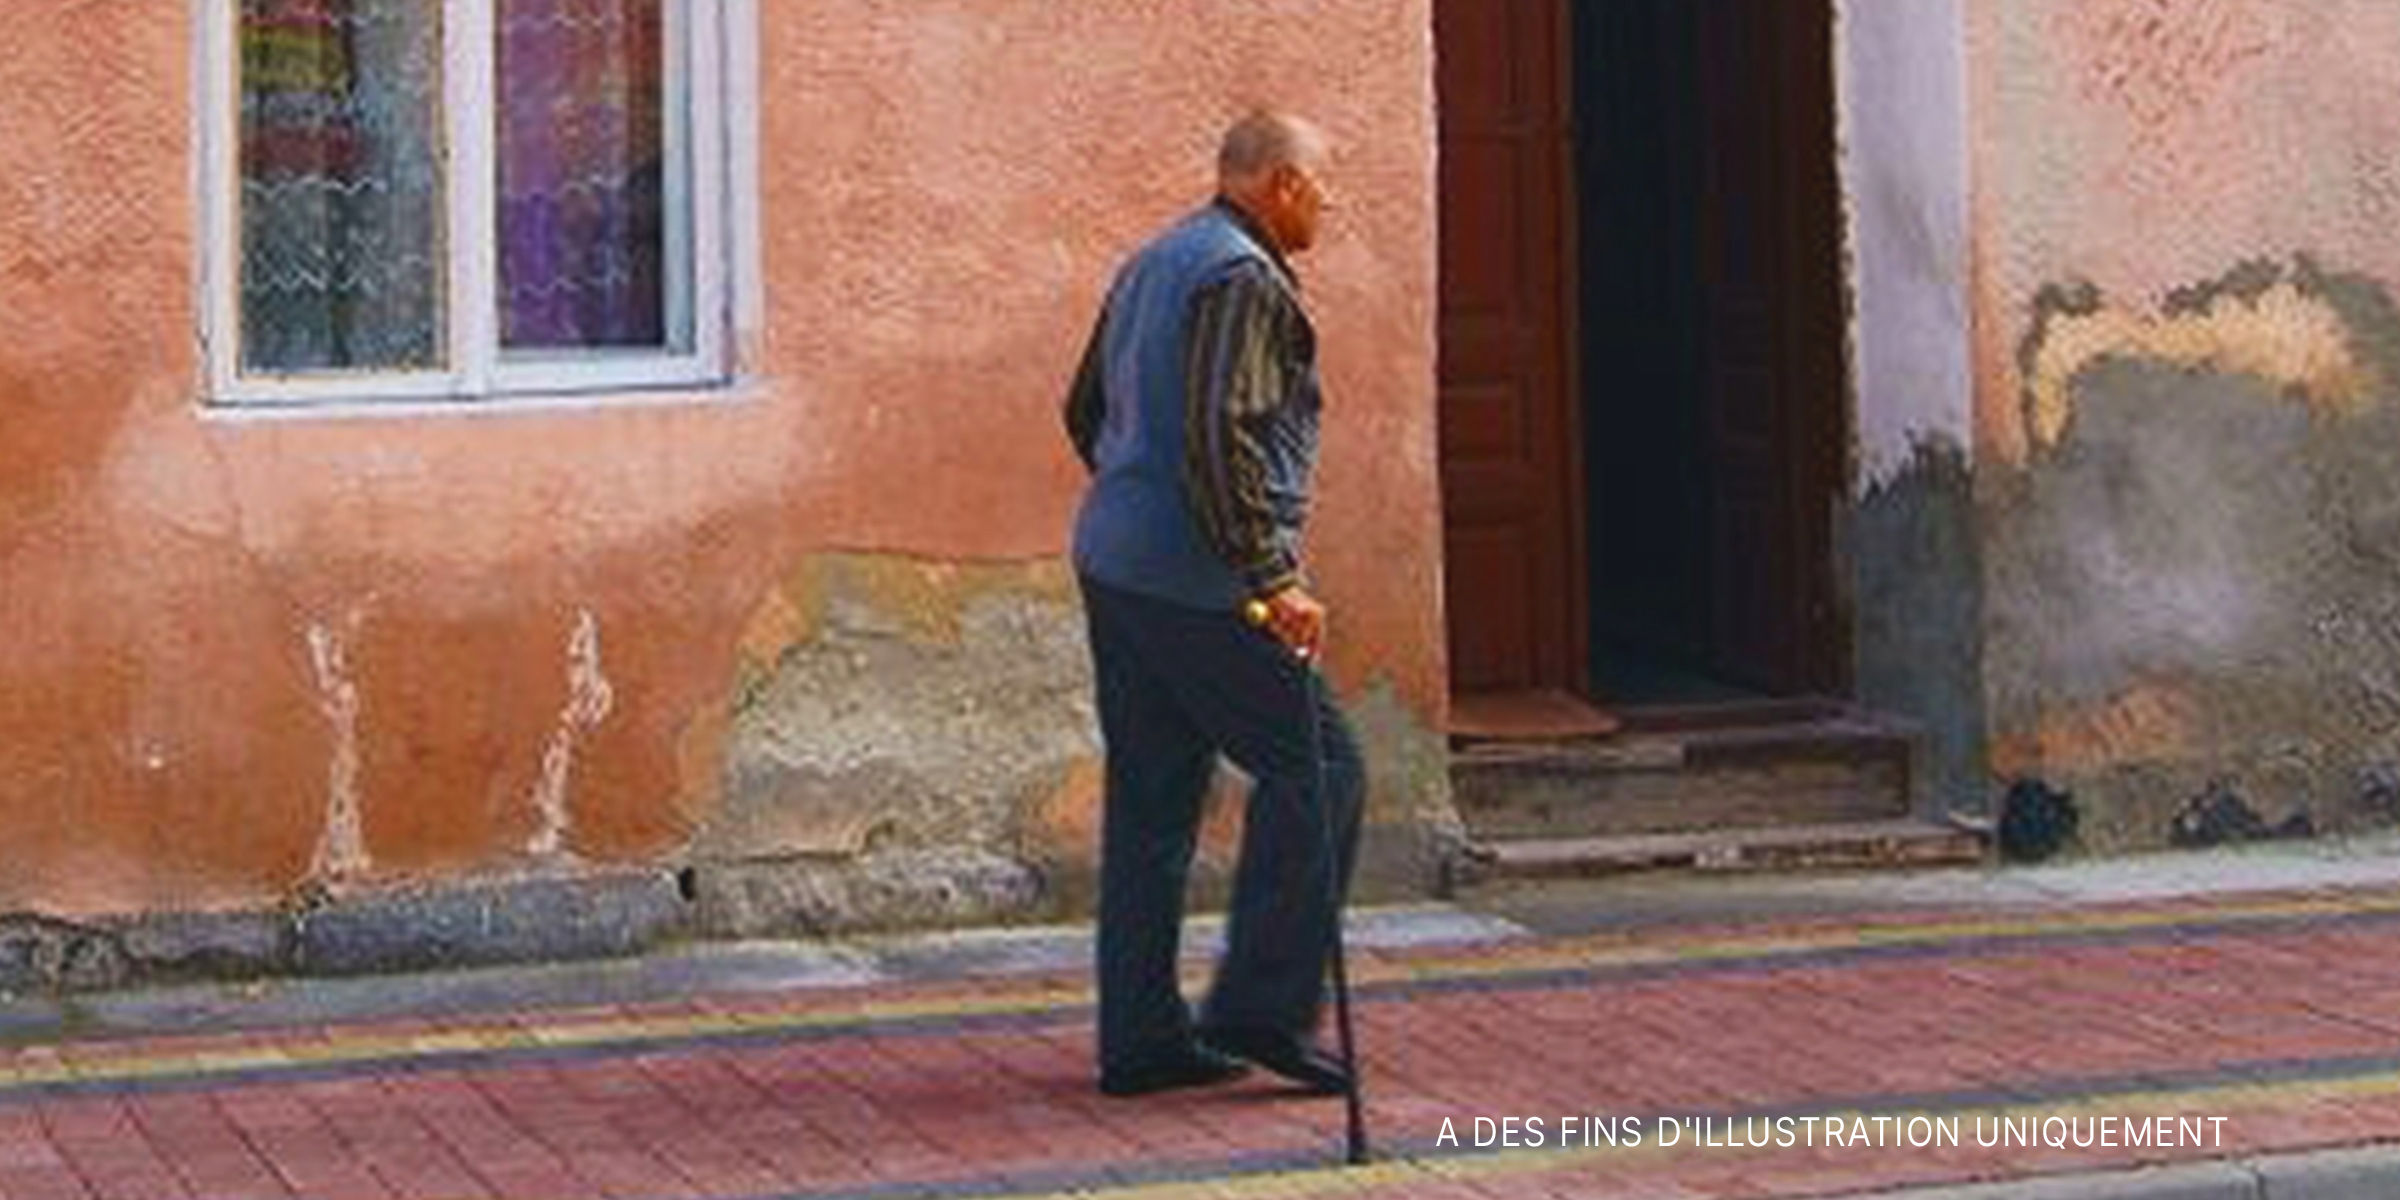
[1245,600,1369,1166]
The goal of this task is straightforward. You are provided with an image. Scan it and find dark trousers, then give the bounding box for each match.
[1079,577,1366,1073]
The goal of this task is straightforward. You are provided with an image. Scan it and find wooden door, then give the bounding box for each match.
[1435,0,1582,697]
[1691,0,1847,695]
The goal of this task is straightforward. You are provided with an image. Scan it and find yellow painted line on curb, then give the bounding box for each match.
[400,1032,497,1056]
[9,888,2400,1096]
[1015,1069,2400,1200]
[0,993,1086,1093]
[1363,887,2400,987]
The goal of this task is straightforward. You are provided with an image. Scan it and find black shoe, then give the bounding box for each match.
[1197,1025,1352,1096]
[1098,1043,1250,1098]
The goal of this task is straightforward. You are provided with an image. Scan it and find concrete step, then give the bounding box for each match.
[1462,817,1990,882]
[1451,711,1916,841]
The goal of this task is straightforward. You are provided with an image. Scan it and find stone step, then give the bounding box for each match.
[1461,817,1989,882]
[1450,712,1915,840]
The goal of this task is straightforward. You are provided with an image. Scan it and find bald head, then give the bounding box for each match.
[1215,111,1333,255]
[1217,112,1326,190]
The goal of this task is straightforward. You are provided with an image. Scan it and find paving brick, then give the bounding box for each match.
[562,1148,695,1199]
[0,1167,97,1200]
[19,893,2400,1198]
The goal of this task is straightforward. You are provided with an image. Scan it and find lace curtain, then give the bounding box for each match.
[498,0,668,352]
[240,0,443,372]
[240,0,670,373]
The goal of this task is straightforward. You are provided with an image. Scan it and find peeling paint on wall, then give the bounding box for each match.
[1990,681,2199,780]
[527,609,615,859]
[305,613,369,883]
[1991,256,2400,848]
[691,554,1093,930]
[2019,265,2375,454]
[680,552,1460,934]
[1344,682,1466,891]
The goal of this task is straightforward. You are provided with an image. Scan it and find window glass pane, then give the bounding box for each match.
[240,0,444,373]
[498,0,684,353]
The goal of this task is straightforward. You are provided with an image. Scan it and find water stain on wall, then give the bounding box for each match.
[685,554,1092,933]
[1994,256,2400,848]
[1848,437,1988,814]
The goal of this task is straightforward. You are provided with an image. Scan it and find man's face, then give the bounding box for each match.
[1269,156,1333,255]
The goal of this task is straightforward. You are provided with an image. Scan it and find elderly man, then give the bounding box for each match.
[1063,111,1365,1099]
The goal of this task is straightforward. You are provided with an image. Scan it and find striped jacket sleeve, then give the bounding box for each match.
[1180,262,1303,597]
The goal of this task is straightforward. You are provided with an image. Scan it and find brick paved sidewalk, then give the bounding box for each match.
[10,889,2400,1198]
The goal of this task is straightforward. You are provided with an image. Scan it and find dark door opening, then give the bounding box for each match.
[1437,0,1850,720]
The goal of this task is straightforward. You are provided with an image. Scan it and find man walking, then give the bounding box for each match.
[1064,111,1366,1099]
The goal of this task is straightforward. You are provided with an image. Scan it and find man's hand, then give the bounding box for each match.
[1248,585,1328,660]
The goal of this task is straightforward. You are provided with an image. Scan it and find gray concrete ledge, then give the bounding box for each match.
[1474,831,2400,938]
[0,820,1460,997]
[0,868,692,996]
[1850,1145,2400,1199]
[14,830,2400,999]
[0,903,1527,1043]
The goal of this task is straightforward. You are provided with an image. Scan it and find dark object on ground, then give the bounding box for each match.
[2171,781,2314,848]
[1998,778,2079,862]
[2360,764,2400,819]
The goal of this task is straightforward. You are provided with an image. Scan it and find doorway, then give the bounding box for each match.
[1436,0,1850,721]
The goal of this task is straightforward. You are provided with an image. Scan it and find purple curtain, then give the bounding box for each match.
[497,0,667,350]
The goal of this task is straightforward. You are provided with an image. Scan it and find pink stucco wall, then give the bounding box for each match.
[0,4,1439,915]
[1966,0,2400,845]
[1969,0,2400,460]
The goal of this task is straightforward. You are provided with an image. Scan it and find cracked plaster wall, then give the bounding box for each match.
[1968,0,2400,847]
[0,2,1443,942]
[691,555,1458,936]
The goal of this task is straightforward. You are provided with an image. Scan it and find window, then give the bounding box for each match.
[200,0,733,404]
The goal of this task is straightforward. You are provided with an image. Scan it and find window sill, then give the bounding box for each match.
[196,376,771,424]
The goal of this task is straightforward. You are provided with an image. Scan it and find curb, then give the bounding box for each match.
[1846,1145,2400,1199]
[1,869,691,995]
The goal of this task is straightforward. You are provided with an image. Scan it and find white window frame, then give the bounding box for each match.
[197,0,734,407]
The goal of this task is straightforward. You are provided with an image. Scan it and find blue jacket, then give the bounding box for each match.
[1067,203,1321,612]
